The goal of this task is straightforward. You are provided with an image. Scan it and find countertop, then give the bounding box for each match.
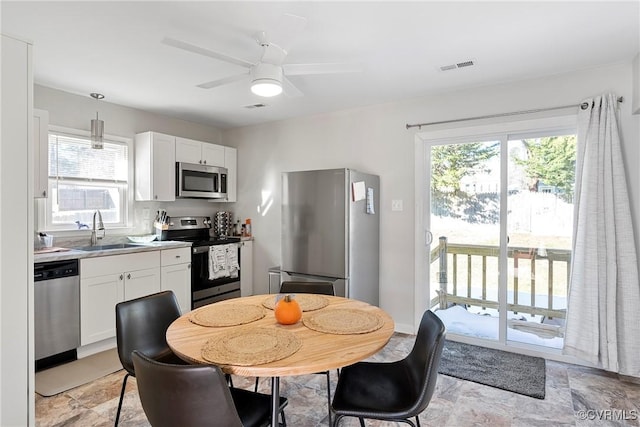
[34,240,192,263]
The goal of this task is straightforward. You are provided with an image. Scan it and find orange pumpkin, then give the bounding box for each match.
[275,294,302,325]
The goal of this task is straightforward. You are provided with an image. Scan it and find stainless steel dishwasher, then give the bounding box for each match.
[34,259,80,367]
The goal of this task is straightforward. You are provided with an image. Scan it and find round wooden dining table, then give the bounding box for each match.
[166,294,395,427]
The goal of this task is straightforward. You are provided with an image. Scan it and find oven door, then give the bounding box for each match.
[191,244,240,308]
[176,162,228,199]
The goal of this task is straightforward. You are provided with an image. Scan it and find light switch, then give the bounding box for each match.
[391,199,403,211]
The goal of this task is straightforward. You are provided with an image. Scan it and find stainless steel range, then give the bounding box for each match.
[157,216,241,308]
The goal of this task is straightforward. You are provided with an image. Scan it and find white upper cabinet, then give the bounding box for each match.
[135,131,176,201]
[33,108,49,198]
[175,137,225,166]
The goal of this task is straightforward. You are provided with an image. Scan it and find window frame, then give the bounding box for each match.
[38,125,134,233]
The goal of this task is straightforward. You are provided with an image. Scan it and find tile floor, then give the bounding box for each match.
[36,334,640,427]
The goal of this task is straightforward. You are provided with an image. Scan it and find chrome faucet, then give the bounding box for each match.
[90,210,105,245]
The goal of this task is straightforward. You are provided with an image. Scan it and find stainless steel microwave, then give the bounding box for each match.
[176,162,227,199]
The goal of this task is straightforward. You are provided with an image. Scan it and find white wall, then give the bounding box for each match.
[223,62,640,332]
[1,34,33,427]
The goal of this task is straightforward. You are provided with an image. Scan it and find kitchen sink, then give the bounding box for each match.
[73,243,141,251]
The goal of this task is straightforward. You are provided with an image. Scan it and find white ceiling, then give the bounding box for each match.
[2,1,639,129]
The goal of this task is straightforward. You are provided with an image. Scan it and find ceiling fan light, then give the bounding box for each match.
[251,79,283,97]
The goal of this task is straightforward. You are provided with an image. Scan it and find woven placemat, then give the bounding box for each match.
[303,308,384,334]
[262,294,329,312]
[189,304,265,327]
[201,327,302,366]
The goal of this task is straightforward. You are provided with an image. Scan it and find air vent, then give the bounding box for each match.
[244,103,268,109]
[456,60,474,68]
[439,59,476,72]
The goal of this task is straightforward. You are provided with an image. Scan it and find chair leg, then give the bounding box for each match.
[415,415,421,427]
[325,372,332,426]
[280,409,287,427]
[114,373,130,427]
[358,418,366,427]
[254,377,260,392]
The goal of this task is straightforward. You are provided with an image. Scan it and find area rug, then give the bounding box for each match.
[438,340,546,399]
[35,348,122,397]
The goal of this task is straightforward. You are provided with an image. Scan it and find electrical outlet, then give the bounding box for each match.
[391,200,403,211]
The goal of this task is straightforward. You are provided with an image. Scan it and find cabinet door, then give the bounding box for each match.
[33,109,49,198]
[135,131,175,201]
[224,146,237,202]
[151,133,176,201]
[161,263,191,313]
[201,143,225,166]
[175,137,203,164]
[240,240,253,296]
[124,267,161,301]
[80,272,124,345]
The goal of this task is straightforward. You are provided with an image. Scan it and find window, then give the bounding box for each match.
[45,130,130,230]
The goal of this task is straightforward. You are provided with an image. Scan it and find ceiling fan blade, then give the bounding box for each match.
[162,37,254,69]
[282,77,304,98]
[260,43,287,65]
[283,62,363,76]
[197,73,249,89]
[270,14,308,52]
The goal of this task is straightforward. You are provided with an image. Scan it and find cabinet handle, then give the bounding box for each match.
[198,160,202,164]
[119,274,124,280]
[154,195,158,200]
[175,255,181,259]
[127,273,131,280]
[203,160,207,164]
[188,264,191,269]
[42,190,47,197]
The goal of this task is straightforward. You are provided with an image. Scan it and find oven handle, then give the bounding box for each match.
[192,243,239,255]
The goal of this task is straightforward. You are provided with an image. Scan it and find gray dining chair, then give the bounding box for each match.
[114,290,188,426]
[132,350,288,427]
[330,310,446,426]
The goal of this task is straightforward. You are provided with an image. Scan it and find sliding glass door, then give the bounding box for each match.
[424,123,576,353]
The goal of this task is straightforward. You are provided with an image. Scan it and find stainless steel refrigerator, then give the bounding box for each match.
[281,168,380,306]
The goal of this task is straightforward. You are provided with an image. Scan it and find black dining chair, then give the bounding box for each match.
[114,290,188,426]
[330,310,446,427]
[255,281,336,425]
[132,350,288,427]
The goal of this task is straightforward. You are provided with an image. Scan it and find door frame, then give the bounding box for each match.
[413,114,586,363]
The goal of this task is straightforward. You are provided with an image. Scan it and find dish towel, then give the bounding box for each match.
[208,246,228,280]
[227,244,240,278]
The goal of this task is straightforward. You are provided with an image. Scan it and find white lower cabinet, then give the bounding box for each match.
[123,268,162,301]
[80,251,160,346]
[240,240,253,296]
[161,247,191,313]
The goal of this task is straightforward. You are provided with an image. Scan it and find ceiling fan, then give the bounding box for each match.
[162,14,361,98]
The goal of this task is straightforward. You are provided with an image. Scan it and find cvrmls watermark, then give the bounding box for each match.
[576,409,639,421]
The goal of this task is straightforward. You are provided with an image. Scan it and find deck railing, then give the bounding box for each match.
[430,237,571,323]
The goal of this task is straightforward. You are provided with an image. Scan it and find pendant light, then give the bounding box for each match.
[90,92,105,149]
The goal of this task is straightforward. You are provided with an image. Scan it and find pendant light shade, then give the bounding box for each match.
[91,113,104,149]
[90,93,105,149]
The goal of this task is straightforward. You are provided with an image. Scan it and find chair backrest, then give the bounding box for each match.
[115,290,182,375]
[279,281,335,296]
[404,310,446,416]
[132,350,243,427]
